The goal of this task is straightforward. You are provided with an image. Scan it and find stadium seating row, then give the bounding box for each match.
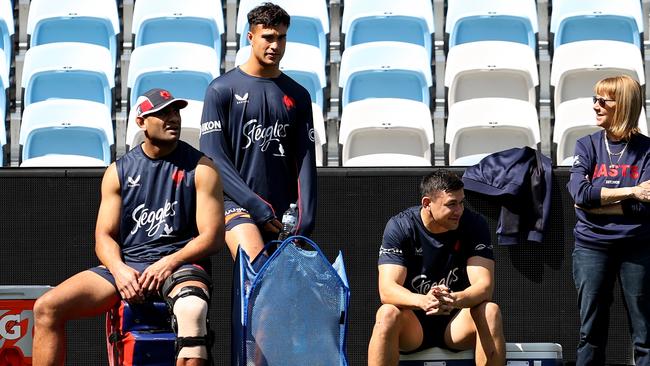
[0,0,648,168]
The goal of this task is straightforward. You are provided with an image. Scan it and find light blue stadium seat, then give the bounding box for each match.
[550,0,643,50]
[341,0,433,59]
[237,0,329,62]
[21,42,114,109]
[132,0,224,64]
[127,42,220,108]
[339,42,432,108]
[235,42,326,110]
[0,0,13,77]
[27,0,120,67]
[446,0,538,52]
[19,100,114,166]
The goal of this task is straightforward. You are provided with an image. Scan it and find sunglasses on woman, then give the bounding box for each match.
[593,96,615,106]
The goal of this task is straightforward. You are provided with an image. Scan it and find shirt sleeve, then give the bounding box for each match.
[567,137,603,208]
[199,85,275,224]
[466,214,494,261]
[294,101,317,236]
[622,152,650,217]
[378,217,408,267]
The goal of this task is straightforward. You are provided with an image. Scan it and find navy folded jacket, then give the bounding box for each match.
[462,147,552,245]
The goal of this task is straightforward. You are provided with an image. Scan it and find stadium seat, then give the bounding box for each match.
[126,99,203,151]
[21,42,114,109]
[20,154,107,167]
[131,0,224,63]
[338,98,433,167]
[445,0,538,52]
[550,0,643,50]
[312,103,326,167]
[338,42,432,108]
[445,40,538,108]
[553,98,648,165]
[19,100,114,166]
[235,43,326,110]
[27,0,120,67]
[446,98,540,165]
[550,40,644,108]
[341,0,434,59]
[127,42,220,108]
[0,0,14,76]
[237,0,329,62]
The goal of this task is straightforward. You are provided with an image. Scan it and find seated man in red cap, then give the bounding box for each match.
[32,88,225,366]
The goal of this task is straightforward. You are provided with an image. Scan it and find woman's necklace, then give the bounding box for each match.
[604,134,628,168]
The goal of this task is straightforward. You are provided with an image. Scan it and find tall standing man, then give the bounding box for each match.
[33,88,225,366]
[368,170,505,366]
[199,2,317,261]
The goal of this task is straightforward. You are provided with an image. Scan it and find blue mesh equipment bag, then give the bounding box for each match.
[231,236,350,366]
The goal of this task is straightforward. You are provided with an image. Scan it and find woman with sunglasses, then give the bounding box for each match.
[567,75,650,365]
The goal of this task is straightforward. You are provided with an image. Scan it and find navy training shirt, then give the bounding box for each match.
[378,206,494,295]
[116,141,204,263]
[567,130,650,249]
[199,67,317,236]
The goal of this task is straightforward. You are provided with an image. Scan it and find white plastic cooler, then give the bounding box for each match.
[399,342,563,366]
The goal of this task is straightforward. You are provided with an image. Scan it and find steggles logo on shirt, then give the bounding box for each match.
[131,200,178,237]
[242,119,289,152]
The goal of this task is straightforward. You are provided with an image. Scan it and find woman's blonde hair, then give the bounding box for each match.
[594,75,643,140]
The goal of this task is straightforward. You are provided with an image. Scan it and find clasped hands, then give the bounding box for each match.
[420,284,457,316]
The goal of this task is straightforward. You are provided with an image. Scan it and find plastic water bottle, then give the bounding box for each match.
[278,203,298,241]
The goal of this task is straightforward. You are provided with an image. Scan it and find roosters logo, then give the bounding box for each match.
[592,164,640,179]
[283,95,295,110]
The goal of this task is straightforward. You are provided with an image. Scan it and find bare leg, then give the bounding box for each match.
[32,270,119,366]
[368,305,423,366]
[445,302,505,366]
[225,223,265,260]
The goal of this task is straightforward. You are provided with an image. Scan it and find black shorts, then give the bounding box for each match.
[88,262,210,296]
[224,196,256,231]
[223,196,278,244]
[401,309,460,354]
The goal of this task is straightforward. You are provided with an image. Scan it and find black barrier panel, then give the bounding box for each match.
[0,168,633,365]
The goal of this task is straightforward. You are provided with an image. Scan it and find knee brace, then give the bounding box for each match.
[169,286,211,360]
[161,267,214,360]
[171,288,210,360]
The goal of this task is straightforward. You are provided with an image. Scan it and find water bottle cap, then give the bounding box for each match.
[289,203,297,209]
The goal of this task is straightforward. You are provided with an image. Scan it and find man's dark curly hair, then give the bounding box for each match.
[247,2,290,28]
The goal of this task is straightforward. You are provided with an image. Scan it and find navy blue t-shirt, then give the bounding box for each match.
[199,67,316,236]
[116,141,204,263]
[378,206,494,295]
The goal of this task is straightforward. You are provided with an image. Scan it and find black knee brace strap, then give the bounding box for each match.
[161,266,213,302]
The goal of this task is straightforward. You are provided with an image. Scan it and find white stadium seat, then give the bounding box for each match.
[445,40,538,108]
[446,98,540,165]
[338,98,433,166]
